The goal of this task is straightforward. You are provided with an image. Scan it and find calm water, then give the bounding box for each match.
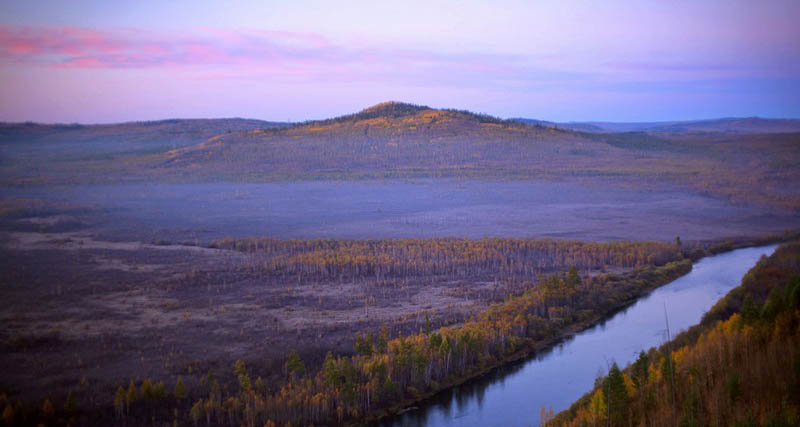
[382,244,778,427]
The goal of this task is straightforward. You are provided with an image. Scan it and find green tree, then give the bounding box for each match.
[786,278,800,309]
[355,332,373,356]
[382,376,399,400]
[631,351,649,388]
[285,349,306,377]
[175,376,187,400]
[603,362,629,426]
[153,381,167,402]
[761,287,784,320]
[365,331,375,355]
[254,376,266,394]
[726,371,741,402]
[566,266,581,288]
[377,325,389,353]
[423,313,432,334]
[322,352,340,388]
[741,295,759,323]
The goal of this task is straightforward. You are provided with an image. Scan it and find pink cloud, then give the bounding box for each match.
[8,24,782,92]
[0,24,526,81]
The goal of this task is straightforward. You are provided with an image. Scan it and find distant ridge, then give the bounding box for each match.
[510,116,800,134]
[0,118,290,159]
[0,118,288,141]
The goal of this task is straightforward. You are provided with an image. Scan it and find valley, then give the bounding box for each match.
[1,103,799,426]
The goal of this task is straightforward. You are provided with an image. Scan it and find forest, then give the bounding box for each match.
[208,237,679,282]
[0,236,698,426]
[548,241,800,426]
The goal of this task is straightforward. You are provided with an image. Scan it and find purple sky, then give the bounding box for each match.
[1,0,798,123]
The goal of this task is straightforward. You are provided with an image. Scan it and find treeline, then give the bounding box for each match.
[0,256,691,426]
[209,237,678,283]
[549,241,800,426]
[133,260,690,427]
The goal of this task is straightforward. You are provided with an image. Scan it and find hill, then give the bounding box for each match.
[2,102,799,210]
[511,117,800,134]
[157,102,800,210]
[162,101,595,177]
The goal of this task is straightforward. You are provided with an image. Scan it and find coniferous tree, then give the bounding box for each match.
[285,349,305,377]
[175,376,187,400]
[604,363,629,426]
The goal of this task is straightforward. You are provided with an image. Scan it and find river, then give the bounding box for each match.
[381,244,778,426]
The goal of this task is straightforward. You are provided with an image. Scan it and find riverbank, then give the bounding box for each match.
[367,234,798,426]
[1,233,792,426]
[363,260,691,426]
[549,240,800,426]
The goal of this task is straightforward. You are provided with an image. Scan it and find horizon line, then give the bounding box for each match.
[2,101,799,127]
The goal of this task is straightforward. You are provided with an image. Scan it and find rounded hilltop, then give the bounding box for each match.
[293,101,508,128]
[358,101,432,118]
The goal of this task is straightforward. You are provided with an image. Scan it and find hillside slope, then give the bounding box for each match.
[2,102,799,210]
[159,102,800,210]
[163,102,609,178]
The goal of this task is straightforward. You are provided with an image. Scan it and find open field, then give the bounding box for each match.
[1,180,798,244]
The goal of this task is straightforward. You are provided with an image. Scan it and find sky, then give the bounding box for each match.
[0,0,798,123]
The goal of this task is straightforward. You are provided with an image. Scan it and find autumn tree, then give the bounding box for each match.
[190,399,202,427]
[2,404,14,425]
[114,387,125,419]
[126,379,137,414]
[234,360,251,392]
